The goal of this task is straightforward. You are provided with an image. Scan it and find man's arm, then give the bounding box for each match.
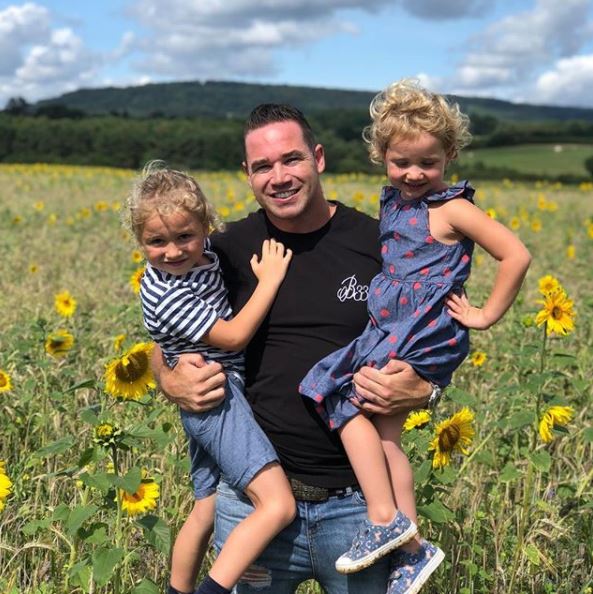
[352,359,431,415]
[151,345,226,413]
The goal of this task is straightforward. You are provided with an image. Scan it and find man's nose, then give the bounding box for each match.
[271,163,289,185]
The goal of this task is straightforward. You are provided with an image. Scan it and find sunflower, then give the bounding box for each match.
[0,461,12,512]
[45,329,75,358]
[403,410,431,431]
[29,263,39,274]
[129,266,145,294]
[131,250,144,264]
[429,408,475,469]
[54,290,77,318]
[535,289,575,336]
[119,477,160,516]
[93,422,122,448]
[0,370,12,393]
[104,342,155,400]
[566,245,575,260]
[470,351,487,367]
[539,406,574,443]
[94,200,109,212]
[485,208,497,219]
[113,334,127,352]
[531,218,542,233]
[538,275,561,296]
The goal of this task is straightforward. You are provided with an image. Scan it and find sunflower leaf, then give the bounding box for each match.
[131,579,160,594]
[583,428,593,443]
[92,547,124,586]
[499,462,522,482]
[446,387,477,407]
[506,411,534,430]
[78,471,113,493]
[35,436,76,458]
[414,460,433,484]
[529,450,552,472]
[66,504,99,536]
[417,499,454,523]
[110,467,142,494]
[63,379,97,394]
[136,515,171,555]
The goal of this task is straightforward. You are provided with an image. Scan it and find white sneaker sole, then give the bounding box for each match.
[335,522,418,574]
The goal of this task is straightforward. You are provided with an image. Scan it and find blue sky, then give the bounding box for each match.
[1,0,593,108]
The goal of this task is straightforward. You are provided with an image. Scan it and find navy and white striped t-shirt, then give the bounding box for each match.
[140,245,244,372]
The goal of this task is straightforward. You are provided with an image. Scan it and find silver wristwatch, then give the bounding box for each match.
[426,382,443,410]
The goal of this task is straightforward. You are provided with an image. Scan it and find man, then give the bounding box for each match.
[155,104,435,593]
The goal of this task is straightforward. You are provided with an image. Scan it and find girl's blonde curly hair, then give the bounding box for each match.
[123,160,224,240]
[363,79,472,165]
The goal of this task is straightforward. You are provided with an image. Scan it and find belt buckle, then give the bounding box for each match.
[289,478,329,502]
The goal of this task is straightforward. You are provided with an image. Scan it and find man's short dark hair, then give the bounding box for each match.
[244,103,316,152]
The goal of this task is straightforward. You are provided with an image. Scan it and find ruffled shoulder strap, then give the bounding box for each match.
[423,180,475,204]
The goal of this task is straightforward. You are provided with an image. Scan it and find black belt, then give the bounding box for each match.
[289,477,359,502]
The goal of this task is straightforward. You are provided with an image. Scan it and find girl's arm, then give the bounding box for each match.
[438,199,531,330]
[203,239,292,351]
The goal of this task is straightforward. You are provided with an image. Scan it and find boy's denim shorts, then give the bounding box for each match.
[179,371,279,500]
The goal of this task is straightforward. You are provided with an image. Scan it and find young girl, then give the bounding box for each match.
[300,80,531,593]
[125,163,296,594]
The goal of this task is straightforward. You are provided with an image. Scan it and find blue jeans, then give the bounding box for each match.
[214,480,390,593]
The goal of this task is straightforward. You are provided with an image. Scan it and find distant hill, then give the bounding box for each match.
[35,80,593,122]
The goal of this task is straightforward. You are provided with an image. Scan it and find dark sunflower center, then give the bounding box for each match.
[439,425,460,452]
[0,375,7,387]
[115,352,148,383]
[551,306,563,320]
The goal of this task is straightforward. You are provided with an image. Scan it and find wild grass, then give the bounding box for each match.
[0,164,592,593]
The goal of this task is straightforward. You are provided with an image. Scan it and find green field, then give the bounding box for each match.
[460,143,593,176]
[0,165,592,593]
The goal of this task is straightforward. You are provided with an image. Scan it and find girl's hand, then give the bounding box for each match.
[445,292,492,330]
[250,239,293,286]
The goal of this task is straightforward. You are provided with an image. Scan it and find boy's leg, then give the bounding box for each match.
[215,481,391,594]
[207,463,296,589]
[170,495,216,593]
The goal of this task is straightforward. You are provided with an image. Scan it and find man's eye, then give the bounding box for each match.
[178,234,193,241]
[252,164,271,173]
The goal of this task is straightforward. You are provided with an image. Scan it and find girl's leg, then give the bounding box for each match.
[373,412,422,552]
[206,462,296,590]
[338,413,398,525]
[170,494,216,592]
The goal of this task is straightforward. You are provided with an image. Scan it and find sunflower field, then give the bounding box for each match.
[0,164,592,594]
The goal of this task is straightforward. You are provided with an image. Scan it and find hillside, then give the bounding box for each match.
[35,80,593,122]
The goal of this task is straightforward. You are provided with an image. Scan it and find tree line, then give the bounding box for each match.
[1,100,593,180]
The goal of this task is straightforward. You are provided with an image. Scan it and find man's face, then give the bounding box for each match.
[243,120,326,232]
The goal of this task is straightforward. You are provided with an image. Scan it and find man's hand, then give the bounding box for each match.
[155,351,226,413]
[352,359,431,416]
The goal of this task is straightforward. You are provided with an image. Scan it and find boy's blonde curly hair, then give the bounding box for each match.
[363,79,472,165]
[124,161,224,240]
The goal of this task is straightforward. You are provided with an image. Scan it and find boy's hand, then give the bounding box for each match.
[445,292,492,330]
[250,239,293,286]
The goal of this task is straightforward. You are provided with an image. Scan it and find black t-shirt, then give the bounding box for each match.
[211,202,381,488]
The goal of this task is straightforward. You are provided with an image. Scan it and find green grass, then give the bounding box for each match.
[0,165,592,593]
[460,143,593,176]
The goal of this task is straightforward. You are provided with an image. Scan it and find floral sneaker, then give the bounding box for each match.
[335,511,417,574]
[387,539,445,594]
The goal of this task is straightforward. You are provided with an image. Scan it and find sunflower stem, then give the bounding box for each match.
[111,443,122,594]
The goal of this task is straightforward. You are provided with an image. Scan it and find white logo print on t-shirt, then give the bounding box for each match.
[336,275,369,302]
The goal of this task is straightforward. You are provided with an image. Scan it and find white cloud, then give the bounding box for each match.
[535,54,593,107]
[126,0,492,82]
[444,0,593,103]
[0,3,100,104]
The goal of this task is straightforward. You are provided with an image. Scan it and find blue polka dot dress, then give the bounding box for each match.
[300,181,475,430]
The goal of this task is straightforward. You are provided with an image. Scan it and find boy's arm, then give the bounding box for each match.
[442,199,532,329]
[151,345,226,413]
[203,239,292,351]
